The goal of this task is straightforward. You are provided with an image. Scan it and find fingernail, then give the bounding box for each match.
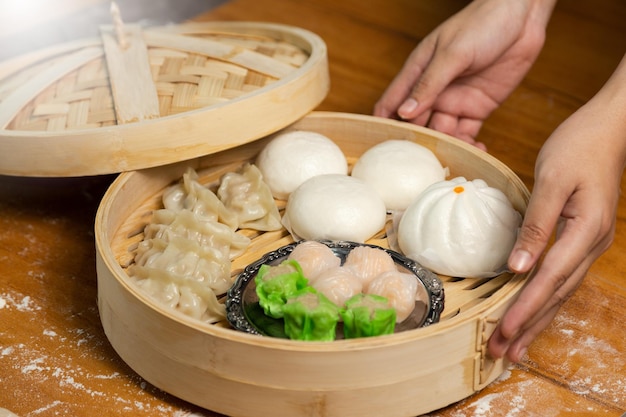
[509,249,532,273]
[398,98,418,118]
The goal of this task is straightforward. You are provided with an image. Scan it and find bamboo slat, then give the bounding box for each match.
[0,47,103,128]
[0,22,328,177]
[100,24,160,123]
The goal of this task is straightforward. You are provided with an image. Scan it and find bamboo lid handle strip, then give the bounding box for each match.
[100,23,161,123]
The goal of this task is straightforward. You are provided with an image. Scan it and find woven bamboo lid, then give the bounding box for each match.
[0,21,329,177]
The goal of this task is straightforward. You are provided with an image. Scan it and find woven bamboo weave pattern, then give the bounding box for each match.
[4,31,309,132]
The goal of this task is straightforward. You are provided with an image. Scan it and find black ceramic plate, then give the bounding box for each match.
[226,240,444,339]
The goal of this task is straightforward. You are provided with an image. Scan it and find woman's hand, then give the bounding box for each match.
[374,0,556,148]
[488,54,626,362]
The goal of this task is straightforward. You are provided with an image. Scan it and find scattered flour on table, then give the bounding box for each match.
[428,309,626,417]
[551,310,626,405]
[423,359,623,417]
[0,288,213,416]
[0,293,40,312]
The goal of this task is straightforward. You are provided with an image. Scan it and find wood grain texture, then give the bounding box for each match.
[0,0,624,416]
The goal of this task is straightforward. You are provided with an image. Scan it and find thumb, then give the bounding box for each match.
[508,181,564,273]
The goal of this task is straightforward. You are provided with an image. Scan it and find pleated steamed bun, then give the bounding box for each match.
[256,130,348,200]
[282,174,387,243]
[397,177,522,278]
[351,140,448,210]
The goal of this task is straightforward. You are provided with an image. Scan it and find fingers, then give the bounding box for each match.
[375,34,472,122]
[489,176,614,361]
[508,173,565,275]
[396,47,471,121]
[490,298,563,362]
[488,260,589,362]
[374,39,436,120]
[428,112,487,149]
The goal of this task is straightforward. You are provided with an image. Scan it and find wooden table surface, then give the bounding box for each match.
[1,1,624,416]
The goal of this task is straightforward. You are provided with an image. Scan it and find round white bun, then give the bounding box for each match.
[397,177,522,278]
[255,130,348,200]
[351,139,447,210]
[282,174,387,243]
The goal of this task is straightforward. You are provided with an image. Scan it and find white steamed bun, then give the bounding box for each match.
[256,130,348,200]
[397,177,522,277]
[282,174,387,243]
[351,139,447,210]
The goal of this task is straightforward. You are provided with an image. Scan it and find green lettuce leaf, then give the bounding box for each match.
[341,293,396,338]
[282,287,341,341]
[255,259,308,319]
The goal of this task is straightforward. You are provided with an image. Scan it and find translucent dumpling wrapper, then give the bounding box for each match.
[367,270,418,323]
[310,266,363,307]
[397,177,522,278]
[340,293,396,338]
[255,260,309,319]
[343,245,397,290]
[287,240,341,280]
[282,287,341,341]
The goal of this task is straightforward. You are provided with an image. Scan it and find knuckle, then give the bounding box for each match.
[552,287,574,308]
[518,222,551,245]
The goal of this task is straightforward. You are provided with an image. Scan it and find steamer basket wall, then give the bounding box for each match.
[96,112,530,417]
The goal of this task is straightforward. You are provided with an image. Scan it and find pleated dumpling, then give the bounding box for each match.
[311,266,363,308]
[217,163,282,232]
[162,167,238,230]
[343,245,397,290]
[287,240,341,281]
[366,270,418,323]
[145,209,250,259]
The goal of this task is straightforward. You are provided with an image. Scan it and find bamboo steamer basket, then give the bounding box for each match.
[95,111,531,417]
[0,21,328,176]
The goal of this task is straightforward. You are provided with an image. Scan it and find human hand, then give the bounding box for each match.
[374,0,556,148]
[488,55,626,362]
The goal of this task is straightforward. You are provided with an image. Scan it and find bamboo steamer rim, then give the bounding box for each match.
[95,111,531,353]
[95,112,531,416]
[0,21,329,177]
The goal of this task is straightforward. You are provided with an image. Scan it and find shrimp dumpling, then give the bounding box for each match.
[343,246,397,290]
[367,270,418,323]
[311,266,363,308]
[288,241,341,281]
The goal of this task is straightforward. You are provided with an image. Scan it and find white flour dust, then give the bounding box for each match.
[0,287,213,417]
[551,310,626,405]
[0,293,41,312]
